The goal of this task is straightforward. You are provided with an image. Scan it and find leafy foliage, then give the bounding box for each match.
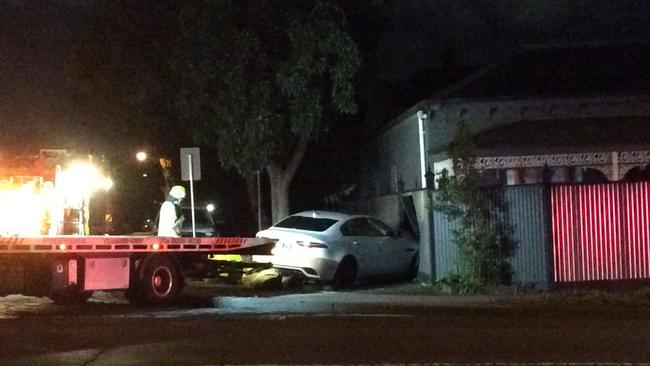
[175,0,361,177]
[438,273,483,294]
[435,121,511,291]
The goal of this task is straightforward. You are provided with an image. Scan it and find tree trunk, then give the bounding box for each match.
[266,140,307,223]
[268,169,289,224]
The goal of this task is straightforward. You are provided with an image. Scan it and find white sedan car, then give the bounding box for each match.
[254,211,418,286]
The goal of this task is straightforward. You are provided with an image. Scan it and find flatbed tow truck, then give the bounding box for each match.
[0,149,275,305]
[0,235,274,305]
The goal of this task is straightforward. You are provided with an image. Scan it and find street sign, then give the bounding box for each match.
[180,147,201,237]
[180,147,201,181]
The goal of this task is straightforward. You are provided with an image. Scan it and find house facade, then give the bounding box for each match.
[358,42,650,198]
[349,42,650,286]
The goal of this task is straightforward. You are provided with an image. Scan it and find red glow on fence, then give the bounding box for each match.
[552,182,650,283]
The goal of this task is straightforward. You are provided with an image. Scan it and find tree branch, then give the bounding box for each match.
[309,1,346,23]
[266,160,282,182]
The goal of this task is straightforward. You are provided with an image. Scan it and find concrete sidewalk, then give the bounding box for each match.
[212,290,504,313]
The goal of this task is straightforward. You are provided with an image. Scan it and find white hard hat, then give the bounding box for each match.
[169,185,186,199]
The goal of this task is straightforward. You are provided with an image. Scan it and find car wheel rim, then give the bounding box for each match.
[151,266,173,298]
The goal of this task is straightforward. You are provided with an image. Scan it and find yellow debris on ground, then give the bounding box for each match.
[242,268,282,290]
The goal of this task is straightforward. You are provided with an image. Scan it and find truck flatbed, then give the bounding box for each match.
[0,235,273,254]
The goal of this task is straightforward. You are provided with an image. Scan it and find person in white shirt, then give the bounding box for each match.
[157,185,186,237]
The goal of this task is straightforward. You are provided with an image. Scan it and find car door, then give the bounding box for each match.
[339,218,382,278]
[367,218,415,276]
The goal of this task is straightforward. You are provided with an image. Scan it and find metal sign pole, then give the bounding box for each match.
[188,154,196,238]
[257,170,262,231]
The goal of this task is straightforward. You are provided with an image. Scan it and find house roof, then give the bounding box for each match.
[435,41,650,100]
[472,116,650,152]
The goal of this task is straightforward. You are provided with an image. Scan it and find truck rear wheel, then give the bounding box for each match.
[124,288,143,304]
[139,255,182,305]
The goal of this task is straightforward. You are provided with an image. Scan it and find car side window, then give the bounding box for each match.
[368,218,395,237]
[360,219,383,237]
[340,218,383,236]
[340,218,363,236]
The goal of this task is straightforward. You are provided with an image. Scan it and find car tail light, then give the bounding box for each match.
[296,241,328,249]
[308,243,328,248]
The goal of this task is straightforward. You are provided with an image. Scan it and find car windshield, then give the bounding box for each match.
[273,215,338,232]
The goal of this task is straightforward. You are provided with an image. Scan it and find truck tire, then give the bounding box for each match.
[49,288,93,305]
[139,255,182,305]
[124,257,144,304]
[124,288,143,304]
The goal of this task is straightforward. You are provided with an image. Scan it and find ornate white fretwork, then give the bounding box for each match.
[474,152,613,170]
[619,151,650,164]
[619,164,641,178]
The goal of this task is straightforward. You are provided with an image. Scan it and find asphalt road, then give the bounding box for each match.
[2,285,650,365]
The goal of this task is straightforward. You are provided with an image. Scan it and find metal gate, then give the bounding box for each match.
[552,182,650,283]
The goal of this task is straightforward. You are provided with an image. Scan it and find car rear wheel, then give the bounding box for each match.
[332,257,357,289]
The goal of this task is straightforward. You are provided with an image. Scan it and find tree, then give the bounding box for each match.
[175,0,361,222]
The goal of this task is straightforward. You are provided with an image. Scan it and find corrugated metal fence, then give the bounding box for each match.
[552,182,650,283]
[345,181,650,287]
[501,185,550,285]
[432,185,550,286]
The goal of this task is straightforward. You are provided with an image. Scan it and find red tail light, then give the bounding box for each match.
[296,241,328,249]
[308,243,328,248]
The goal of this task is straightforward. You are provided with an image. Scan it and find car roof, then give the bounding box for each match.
[289,210,365,221]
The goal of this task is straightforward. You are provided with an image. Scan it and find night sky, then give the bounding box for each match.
[377,0,650,81]
[3,1,650,146]
[1,0,649,231]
